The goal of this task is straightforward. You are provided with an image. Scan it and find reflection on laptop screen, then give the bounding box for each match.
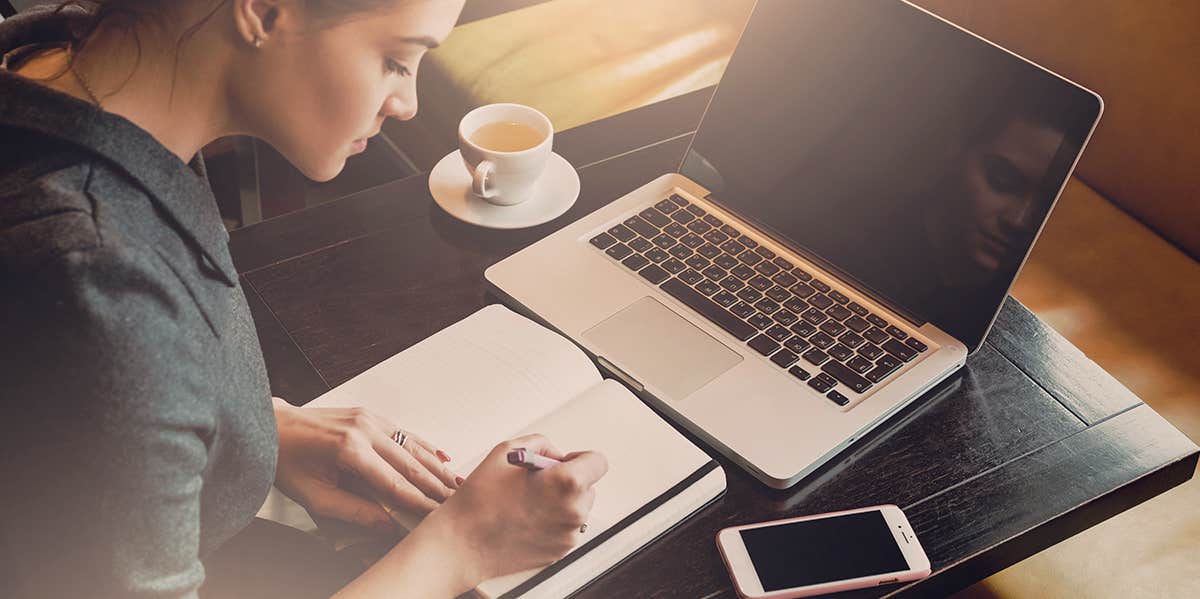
[681,0,1100,351]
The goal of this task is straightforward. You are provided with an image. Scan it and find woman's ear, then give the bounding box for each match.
[232,0,294,48]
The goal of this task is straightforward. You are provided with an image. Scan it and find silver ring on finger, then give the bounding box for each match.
[391,429,408,448]
[579,523,588,534]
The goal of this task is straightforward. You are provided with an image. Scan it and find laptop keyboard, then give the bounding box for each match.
[588,194,929,408]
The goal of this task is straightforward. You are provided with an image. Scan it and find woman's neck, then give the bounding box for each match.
[13,16,241,165]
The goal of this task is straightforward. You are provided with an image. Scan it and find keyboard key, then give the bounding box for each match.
[671,210,697,224]
[608,223,636,242]
[625,215,659,238]
[664,222,689,238]
[695,279,721,296]
[606,243,633,260]
[821,361,873,393]
[669,194,689,206]
[754,246,776,260]
[771,349,798,368]
[827,344,853,362]
[876,354,901,372]
[788,365,812,381]
[639,207,671,227]
[858,343,884,360]
[826,304,853,321]
[772,271,798,288]
[865,361,900,383]
[679,269,704,285]
[721,224,740,238]
[843,315,871,333]
[792,268,813,282]
[754,261,781,277]
[826,389,850,406]
[839,331,865,348]
[866,313,889,329]
[638,264,670,284]
[783,297,809,313]
[685,255,709,270]
[748,334,780,356]
[720,276,745,292]
[662,258,686,274]
[810,331,836,349]
[651,234,677,249]
[621,254,650,271]
[668,244,692,260]
[801,308,828,325]
[629,237,652,253]
[863,327,890,345]
[809,294,834,309]
[847,302,868,316]
[731,264,756,280]
[736,287,763,303]
[731,301,756,318]
[790,283,816,298]
[738,250,764,266]
[702,265,727,281]
[748,276,773,291]
[905,338,929,353]
[679,233,705,248]
[784,335,811,354]
[589,232,617,249]
[765,286,790,302]
[882,339,917,362]
[738,234,758,248]
[810,279,831,293]
[747,313,773,330]
[828,290,849,304]
[714,253,739,269]
[754,298,780,314]
[886,325,908,340]
[687,219,712,235]
[789,321,817,337]
[660,278,756,341]
[703,214,724,227]
[704,229,730,245]
[655,199,678,213]
[807,374,834,393]
[765,324,791,342]
[685,203,706,217]
[773,310,798,326]
[697,244,722,259]
[819,320,847,337]
[713,290,738,307]
[720,239,746,256]
[644,248,669,263]
[772,256,793,270]
[847,356,873,374]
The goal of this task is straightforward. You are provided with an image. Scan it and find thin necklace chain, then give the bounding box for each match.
[67,48,101,107]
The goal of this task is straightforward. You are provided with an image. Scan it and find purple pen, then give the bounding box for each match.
[507,448,562,471]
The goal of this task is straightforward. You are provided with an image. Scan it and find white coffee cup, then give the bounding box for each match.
[458,103,554,206]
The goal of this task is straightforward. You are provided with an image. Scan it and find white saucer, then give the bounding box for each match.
[429,150,580,229]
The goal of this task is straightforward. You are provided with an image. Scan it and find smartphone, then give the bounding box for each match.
[716,505,931,598]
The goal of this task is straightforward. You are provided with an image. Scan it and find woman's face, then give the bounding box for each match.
[233,0,465,181]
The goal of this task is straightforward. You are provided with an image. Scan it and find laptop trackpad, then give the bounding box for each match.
[582,297,742,400]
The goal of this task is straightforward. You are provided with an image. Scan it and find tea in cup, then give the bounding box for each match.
[458,103,554,206]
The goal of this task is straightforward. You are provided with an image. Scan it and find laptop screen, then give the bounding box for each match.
[680,0,1101,352]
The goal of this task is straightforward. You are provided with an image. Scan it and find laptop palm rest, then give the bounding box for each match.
[582,297,742,400]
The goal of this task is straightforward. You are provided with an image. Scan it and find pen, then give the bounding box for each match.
[507,447,562,471]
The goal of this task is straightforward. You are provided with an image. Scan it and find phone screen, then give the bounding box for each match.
[739,510,908,591]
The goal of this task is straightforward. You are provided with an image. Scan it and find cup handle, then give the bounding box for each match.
[472,160,496,199]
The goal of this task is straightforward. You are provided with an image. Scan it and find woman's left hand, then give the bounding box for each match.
[271,397,461,534]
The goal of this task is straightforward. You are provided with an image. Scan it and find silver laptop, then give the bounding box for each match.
[486,0,1102,489]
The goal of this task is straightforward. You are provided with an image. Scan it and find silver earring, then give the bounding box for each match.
[252,36,263,49]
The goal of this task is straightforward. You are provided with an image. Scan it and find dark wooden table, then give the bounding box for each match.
[228,88,1198,598]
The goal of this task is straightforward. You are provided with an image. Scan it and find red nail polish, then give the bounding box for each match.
[455,476,464,485]
[437,450,451,463]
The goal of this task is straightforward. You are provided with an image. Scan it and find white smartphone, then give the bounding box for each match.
[716,504,931,598]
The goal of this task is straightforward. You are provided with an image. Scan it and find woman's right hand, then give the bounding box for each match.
[425,434,608,587]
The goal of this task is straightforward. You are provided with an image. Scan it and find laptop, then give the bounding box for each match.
[485,0,1102,489]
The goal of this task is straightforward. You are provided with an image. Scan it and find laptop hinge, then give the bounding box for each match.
[596,356,645,393]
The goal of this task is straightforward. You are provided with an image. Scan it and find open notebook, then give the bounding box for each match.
[307,304,726,599]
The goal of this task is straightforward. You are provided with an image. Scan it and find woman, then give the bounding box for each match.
[0,1,607,598]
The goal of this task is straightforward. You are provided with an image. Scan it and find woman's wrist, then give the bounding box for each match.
[334,510,478,598]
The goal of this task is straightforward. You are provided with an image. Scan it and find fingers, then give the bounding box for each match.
[558,450,609,488]
[306,484,396,534]
[501,433,567,461]
[343,446,441,515]
[373,432,459,501]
